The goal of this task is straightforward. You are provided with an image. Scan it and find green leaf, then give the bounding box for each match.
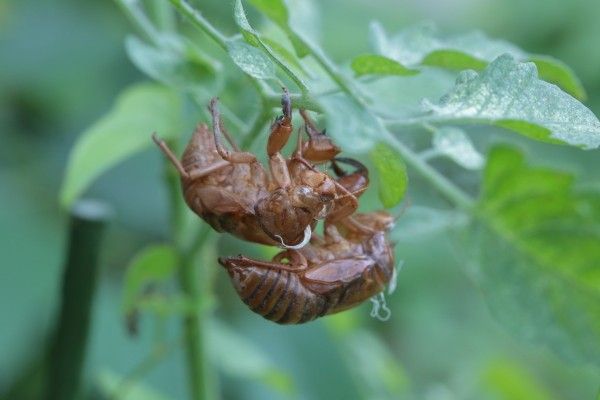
[227,40,276,80]
[370,22,586,99]
[247,0,288,28]
[423,55,600,149]
[233,0,260,46]
[370,21,524,67]
[421,49,488,70]
[134,294,205,317]
[60,83,182,208]
[261,36,308,76]
[527,55,586,101]
[320,94,383,152]
[246,0,310,57]
[483,358,555,400]
[122,244,178,314]
[360,68,456,120]
[125,34,221,92]
[370,143,408,208]
[96,370,172,400]
[391,206,468,242]
[208,320,295,395]
[232,0,306,89]
[351,54,418,77]
[431,126,484,170]
[472,145,600,365]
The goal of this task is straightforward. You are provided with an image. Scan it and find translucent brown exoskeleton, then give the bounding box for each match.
[152,90,356,248]
[220,155,395,324]
[219,210,396,324]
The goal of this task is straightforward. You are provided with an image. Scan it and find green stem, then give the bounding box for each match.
[301,38,367,105]
[296,35,475,209]
[381,131,474,209]
[148,0,176,31]
[265,92,322,112]
[170,0,308,94]
[241,106,272,150]
[115,0,161,44]
[163,142,215,400]
[168,0,230,51]
[257,41,309,94]
[217,102,246,132]
[48,200,111,400]
[177,242,213,400]
[113,341,175,400]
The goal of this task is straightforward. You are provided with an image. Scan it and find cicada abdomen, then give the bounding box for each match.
[221,259,328,324]
[219,232,395,325]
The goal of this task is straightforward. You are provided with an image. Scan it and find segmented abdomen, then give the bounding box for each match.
[229,267,329,324]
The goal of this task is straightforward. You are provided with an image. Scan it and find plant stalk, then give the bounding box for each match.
[168,0,230,51]
[148,0,176,32]
[299,35,475,209]
[177,245,213,400]
[163,140,216,400]
[115,0,162,44]
[301,37,367,106]
[380,131,475,209]
[265,92,322,113]
[47,200,111,400]
[241,105,271,150]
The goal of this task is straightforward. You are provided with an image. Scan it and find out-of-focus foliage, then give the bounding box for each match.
[207,321,295,395]
[122,244,178,316]
[125,34,222,93]
[60,84,182,207]
[2,0,600,399]
[473,146,600,365]
[351,54,419,77]
[369,21,586,99]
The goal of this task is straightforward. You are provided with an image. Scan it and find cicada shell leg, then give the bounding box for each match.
[152,131,231,181]
[298,108,341,163]
[208,98,257,164]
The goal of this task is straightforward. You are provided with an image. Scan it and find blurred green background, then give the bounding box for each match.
[1,0,599,399]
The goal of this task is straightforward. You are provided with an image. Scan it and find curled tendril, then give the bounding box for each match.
[369,292,391,322]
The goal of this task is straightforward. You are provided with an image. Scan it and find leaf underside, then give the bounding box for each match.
[370,22,586,99]
[424,55,600,149]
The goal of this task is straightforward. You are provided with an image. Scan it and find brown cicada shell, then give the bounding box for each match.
[153,90,359,249]
[220,210,395,324]
[220,159,397,324]
[153,90,397,324]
